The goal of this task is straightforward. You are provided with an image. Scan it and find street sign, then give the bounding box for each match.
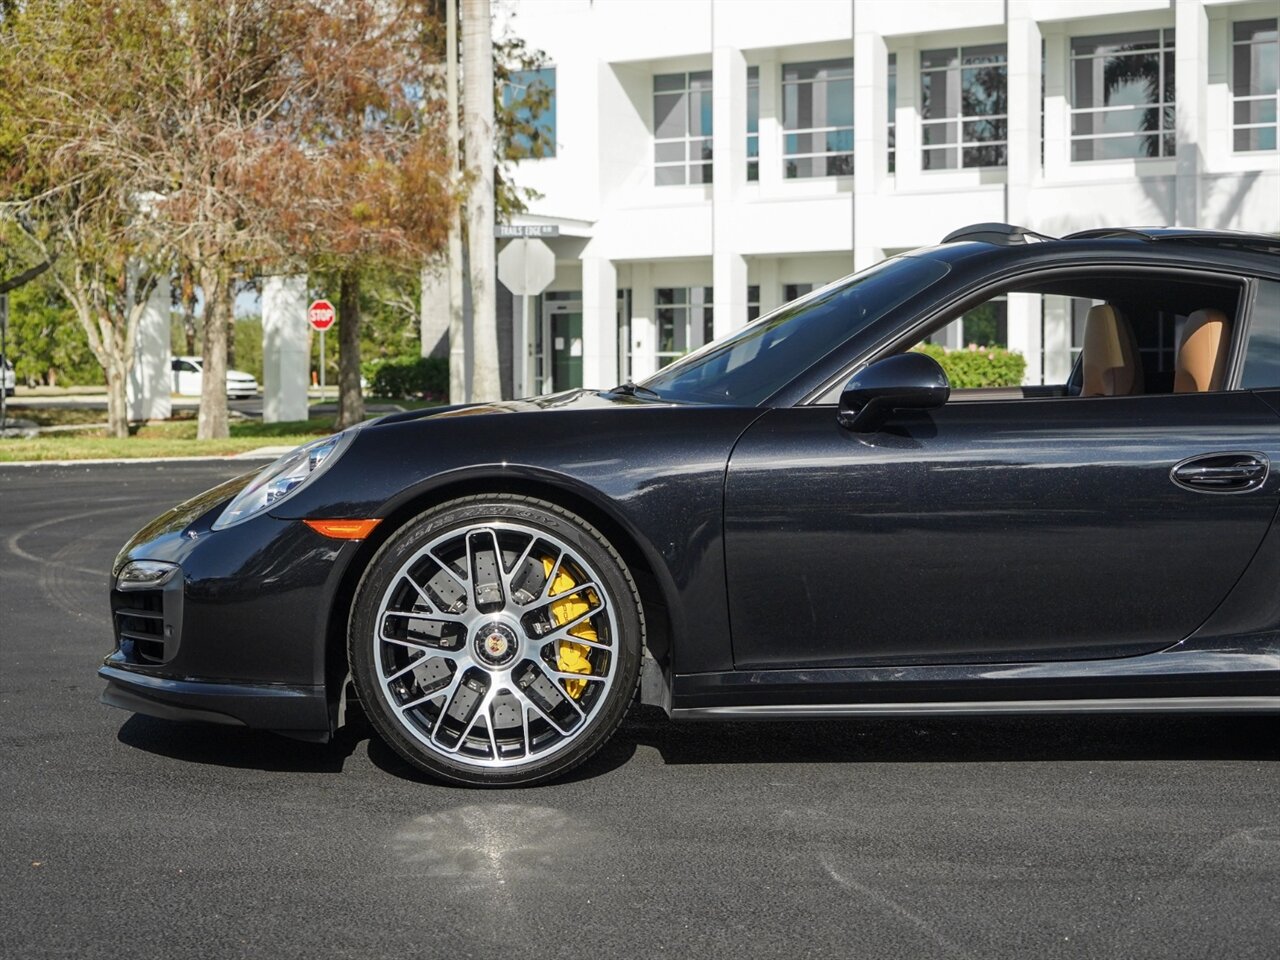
[307,299,336,331]
[496,224,560,239]
[497,238,556,296]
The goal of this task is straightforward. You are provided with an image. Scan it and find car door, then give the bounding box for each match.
[723,372,1280,671]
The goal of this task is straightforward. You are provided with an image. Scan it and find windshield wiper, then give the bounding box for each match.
[610,381,662,399]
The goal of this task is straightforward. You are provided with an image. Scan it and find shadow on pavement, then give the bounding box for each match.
[115,703,1279,782]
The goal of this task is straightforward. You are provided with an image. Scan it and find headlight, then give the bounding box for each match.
[212,431,353,529]
[116,560,179,590]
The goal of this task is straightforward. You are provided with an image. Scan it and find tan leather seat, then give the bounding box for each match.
[1082,304,1143,397]
[1174,309,1232,393]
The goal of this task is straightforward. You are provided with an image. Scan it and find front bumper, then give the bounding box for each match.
[99,663,329,741]
[100,470,362,741]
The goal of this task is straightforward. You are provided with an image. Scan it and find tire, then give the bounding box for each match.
[349,495,643,787]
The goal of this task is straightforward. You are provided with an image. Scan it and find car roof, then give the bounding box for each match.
[916,222,1280,277]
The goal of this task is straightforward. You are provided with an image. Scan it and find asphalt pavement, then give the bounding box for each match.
[2,461,1278,959]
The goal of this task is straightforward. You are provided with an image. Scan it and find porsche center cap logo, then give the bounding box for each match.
[474,622,518,666]
[484,632,509,658]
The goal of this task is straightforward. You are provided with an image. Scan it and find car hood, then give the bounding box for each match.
[371,388,665,427]
[226,369,256,381]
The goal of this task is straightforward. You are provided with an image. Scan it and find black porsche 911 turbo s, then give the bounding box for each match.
[101,223,1280,786]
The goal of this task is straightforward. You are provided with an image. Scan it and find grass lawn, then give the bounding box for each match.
[0,417,335,462]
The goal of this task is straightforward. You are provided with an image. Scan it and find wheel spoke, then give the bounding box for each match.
[544,628,611,651]
[427,548,471,606]
[445,688,493,754]
[395,669,457,712]
[537,546,567,601]
[503,536,540,599]
[511,686,574,736]
[546,668,607,684]
[383,607,470,627]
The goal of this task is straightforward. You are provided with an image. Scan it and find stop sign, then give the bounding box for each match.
[308,299,336,331]
[497,238,556,296]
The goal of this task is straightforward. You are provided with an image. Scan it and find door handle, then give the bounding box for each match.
[1171,453,1269,494]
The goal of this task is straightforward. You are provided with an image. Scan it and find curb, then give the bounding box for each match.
[0,451,283,468]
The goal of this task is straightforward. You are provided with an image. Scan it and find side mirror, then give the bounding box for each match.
[838,352,950,432]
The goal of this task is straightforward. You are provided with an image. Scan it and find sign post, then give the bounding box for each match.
[307,299,336,399]
[497,239,556,396]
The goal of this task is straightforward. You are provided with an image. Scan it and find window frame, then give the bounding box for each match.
[781,58,855,180]
[919,43,1009,170]
[655,285,714,367]
[1230,18,1279,154]
[1068,28,1177,163]
[653,70,714,186]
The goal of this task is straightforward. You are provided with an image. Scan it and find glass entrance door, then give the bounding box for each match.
[542,292,583,392]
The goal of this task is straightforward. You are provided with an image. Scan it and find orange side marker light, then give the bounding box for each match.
[304,519,382,540]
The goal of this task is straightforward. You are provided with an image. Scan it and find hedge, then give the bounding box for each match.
[913,342,1026,389]
[364,356,449,400]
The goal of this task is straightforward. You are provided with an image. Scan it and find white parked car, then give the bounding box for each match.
[171,356,259,399]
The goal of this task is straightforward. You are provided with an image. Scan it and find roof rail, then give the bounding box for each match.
[1063,226,1280,253]
[941,223,1058,246]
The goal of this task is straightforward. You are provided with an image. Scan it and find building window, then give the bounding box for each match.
[920,44,1007,169]
[747,285,761,321]
[887,53,897,173]
[1070,29,1176,161]
[747,66,760,181]
[654,71,713,185]
[655,287,713,366]
[782,59,853,178]
[502,67,556,158]
[1232,19,1278,152]
[783,283,814,303]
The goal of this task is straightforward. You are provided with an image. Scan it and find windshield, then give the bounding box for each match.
[635,255,949,405]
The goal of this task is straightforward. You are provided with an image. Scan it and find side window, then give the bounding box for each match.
[1240,280,1280,388]
[894,272,1242,400]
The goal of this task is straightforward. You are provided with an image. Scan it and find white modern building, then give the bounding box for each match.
[468,0,1279,395]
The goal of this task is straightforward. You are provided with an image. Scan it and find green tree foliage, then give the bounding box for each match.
[5,275,102,386]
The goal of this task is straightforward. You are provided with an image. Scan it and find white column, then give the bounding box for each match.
[629,263,657,380]
[419,262,449,358]
[853,30,887,271]
[892,39,922,194]
[757,258,781,315]
[1006,2,1041,227]
[261,274,310,423]
[1041,294,1072,384]
[1006,291,1042,386]
[127,270,171,422]
[712,34,747,337]
[1175,0,1208,227]
[580,256,618,389]
[757,56,783,192]
[1042,26,1070,183]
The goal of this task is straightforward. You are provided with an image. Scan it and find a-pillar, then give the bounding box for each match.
[262,274,310,423]
[581,256,618,389]
[1006,2,1041,228]
[127,270,171,421]
[853,29,887,271]
[1175,0,1208,227]
[712,31,747,337]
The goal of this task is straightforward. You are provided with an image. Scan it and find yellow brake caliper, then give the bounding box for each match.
[542,557,596,698]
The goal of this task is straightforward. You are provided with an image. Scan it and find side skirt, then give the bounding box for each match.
[672,696,1280,720]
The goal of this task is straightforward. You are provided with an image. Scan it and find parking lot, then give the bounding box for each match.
[2,461,1278,959]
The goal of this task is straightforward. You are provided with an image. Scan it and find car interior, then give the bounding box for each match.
[913,273,1244,402]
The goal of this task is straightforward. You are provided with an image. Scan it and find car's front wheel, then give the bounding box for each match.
[349,495,642,786]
